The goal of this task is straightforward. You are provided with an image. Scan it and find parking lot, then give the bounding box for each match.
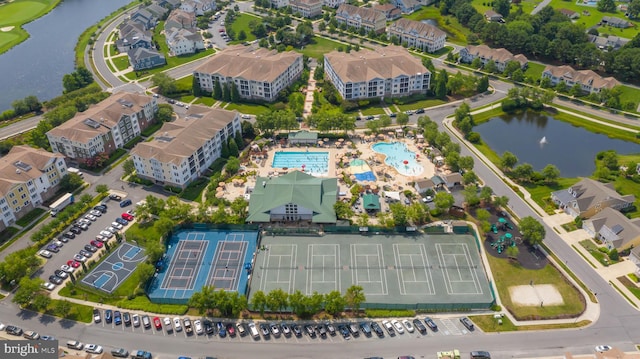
[91,309,477,344]
[36,192,136,288]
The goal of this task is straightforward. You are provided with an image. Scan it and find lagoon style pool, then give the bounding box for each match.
[372,142,423,177]
[272,151,329,176]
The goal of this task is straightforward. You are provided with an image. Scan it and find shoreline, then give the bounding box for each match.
[0,0,63,55]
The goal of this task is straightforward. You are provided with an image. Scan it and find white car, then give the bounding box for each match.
[105,226,118,234]
[79,219,92,226]
[95,235,107,242]
[194,319,203,335]
[41,283,56,291]
[173,317,182,332]
[163,317,172,331]
[85,344,103,354]
[241,114,251,119]
[85,214,97,221]
[52,240,64,248]
[99,231,114,238]
[61,265,75,273]
[38,250,52,259]
[391,319,405,334]
[111,222,123,230]
[72,254,87,262]
[89,210,102,217]
[595,345,612,352]
[401,319,414,333]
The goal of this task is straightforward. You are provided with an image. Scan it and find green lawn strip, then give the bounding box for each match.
[43,299,93,323]
[106,60,116,73]
[485,253,585,320]
[180,95,196,103]
[174,75,193,92]
[193,97,215,106]
[579,239,612,266]
[470,314,590,331]
[404,6,471,44]
[228,13,261,42]
[396,99,446,112]
[618,275,640,301]
[359,104,387,116]
[224,102,271,115]
[0,0,61,54]
[551,109,640,144]
[15,208,46,227]
[470,106,505,125]
[521,178,579,214]
[524,62,545,82]
[103,44,109,58]
[548,0,640,38]
[571,244,598,269]
[112,55,130,72]
[297,36,346,60]
[123,49,214,81]
[561,222,578,232]
[610,280,638,308]
[179,177,208,202]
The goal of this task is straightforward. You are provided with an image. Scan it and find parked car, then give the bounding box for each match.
[38,250,52,258]
[23,330,40,340]
[460,317,475,331]
[84,244,98,253]
[54,269,68,279]
[173,317,182,332]
[163,317,173,333]
[122,213,134,221]
[95,235,107,242]
[203,319,214,335]
[325,322,336,336]
[132,314,140,327]
[114,311,122,325]
[291,323,302,337]
[194,319,203,335]
[60,264,75,273]
[424,317,438,331]
[46,244,60,253]
[63,232,76,239]
[41,335,56,341]
[391,319,405,334]
[226,323,236,337]
[85,344,103,354]
[415,108,425,114]
[67,260,81,268]
[94,205,107,213]
[120,199,132,207]
[153,317,162,330]
[303,324,315,338]
[93,309,101,323]
[280,323,290,337]
[105,309,112,324]
[41,282,56,291]
[413,318,427,334]
[70,227,82,235]
[111,222,123,230]
[89,210,102,217]
[337,324,350,340]
[270,323,281,337]
[79,249,93,258]
[99,230,114,238]
[6,325,23,336]
[259,323,270,338]
[72,254,86,262]
[109,194,122,201]
[48,275,63,285]
[111,349,129,358]
[236,322,247,337]
[90,240,103,248]
[381,320,395,336]
[183,318,193,334]
[123,312,131,326]
[115,218,128,226]
[402,319,415,333]
[359,322,372,337]
[85,214,97,221]
[370,321,384,338]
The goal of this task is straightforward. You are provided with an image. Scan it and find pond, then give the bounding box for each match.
[474,111,639,178]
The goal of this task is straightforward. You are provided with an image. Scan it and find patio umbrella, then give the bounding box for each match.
[505,233,513,239]
[498,217,507,223]
[324,138,329,142]
[378,134,385,139]
[318,140,324,145]
[218,182,225,187]
[338,138,344,142]
[215,192,225,198]
[346,141,353,146]
[216,186,224,192]
[388,131,394,136]
[371,185,377,190]
[350,175,356,180]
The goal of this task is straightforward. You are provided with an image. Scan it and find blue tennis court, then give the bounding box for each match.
[80,243,146,293]
[147,229,259,304]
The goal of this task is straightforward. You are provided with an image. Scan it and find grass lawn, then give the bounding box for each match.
[524,62,545,82]
[360,104,387,116]
[43,299,93,323]
[405,6,472,44]
[618,86,640,110]
[112,55,131,72]
[174,75,193,91]
[396,99,446,112]
[298,36,346,60]
[180,177,208,202]
[522,177,579,214]
[471,314,590,331]
[579,239,618,266]
[548,0,640,38]
[106,60,116,73]
[486,253,585,320]
[0,0,61,54]
[193,97,216,106]
[224,102,271,115]
[228,13,261,43]
[618,275,640,301]
[15,208,46,227]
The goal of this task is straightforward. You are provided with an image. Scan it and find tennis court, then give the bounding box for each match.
[147,229,258,304]
[250,233,493,309]
[81,243,146,293]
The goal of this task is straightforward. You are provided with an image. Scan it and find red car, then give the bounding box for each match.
[121,213,134,221]
[153,317,162,330]
[67,260,81,268]
[90,240,103,248]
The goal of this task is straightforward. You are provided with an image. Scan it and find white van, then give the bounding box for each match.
[248,322,259,339]
[67,167,84,178]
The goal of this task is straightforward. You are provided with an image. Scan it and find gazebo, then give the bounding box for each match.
[362,193,381,212]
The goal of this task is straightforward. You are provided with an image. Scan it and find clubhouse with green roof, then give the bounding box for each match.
[362,193,381,213]
[247,171,338,223]
[288,130,318,145]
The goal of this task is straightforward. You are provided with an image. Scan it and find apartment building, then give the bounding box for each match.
[47,93,158,163]
[193,45,303,102]
[130,106,241,188]
[290,0,322,18]
[0,146,67,230]
[459,44,528,72]
[335,4,386,34]
[324,45,431,100]
[387,18,447,53]
[323,0,345,8]
[541,65,621,94]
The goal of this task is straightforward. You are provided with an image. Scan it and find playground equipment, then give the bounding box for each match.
[491,223,498,234]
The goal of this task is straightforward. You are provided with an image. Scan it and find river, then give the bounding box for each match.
[0,0,132,112]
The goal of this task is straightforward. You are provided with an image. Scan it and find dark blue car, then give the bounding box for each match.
[114,311,122,325]
[105,309,112,324]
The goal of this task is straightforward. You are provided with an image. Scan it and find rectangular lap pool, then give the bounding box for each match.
[272,151,329,176]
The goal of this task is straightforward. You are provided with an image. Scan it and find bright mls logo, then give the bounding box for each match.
[3,341,58,359]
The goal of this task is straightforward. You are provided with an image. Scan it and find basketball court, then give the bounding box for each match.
[147,230,258,304]
[250,233,493,309]
[81,243,146,293]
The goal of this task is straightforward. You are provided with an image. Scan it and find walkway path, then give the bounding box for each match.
[531,0,552,15]
[303,65,317,118]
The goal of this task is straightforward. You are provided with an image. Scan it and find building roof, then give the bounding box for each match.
[543,65,621,89]
[247,171,338,223]
[602,16,631,27]
[325,45,428,83]
[290,0,322,6]
[463,44,528,66]
[0,145,64,196]
[336,4,386,24]
[119,20,147,37]
[165,9,195,30]
[484,10,502,18]
[288,131,318,140]
[130,105,238,165]
[552,178,635,213]
[373,3,397,12]
[194,45,302,83]
[388,18,446,39]
[47,92,154,143]
[146,3,169,17]
[166,28,202,45]
[558,8,578,16]
[443,172,462,184]
[431,175,445,185]
[415,178,435,189]
[585,207,640,249]
[128,47,165,62]
[362,193,381,210]
[132,8,155,21]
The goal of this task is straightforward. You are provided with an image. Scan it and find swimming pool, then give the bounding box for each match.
[272,151,329,176]
[372,142,423,176]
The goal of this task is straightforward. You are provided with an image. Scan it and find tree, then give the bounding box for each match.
[396,112,409,128]
[476,75,489,93]
[55,300,72,318]
[238,30,247,40]
[484,60,498,74]
[334,201,354,219]
[476,208,491,222]
[152,73,177,95]
[213,80,223,100]
[95,184,109,194]
[600,150,619,171]
[506,245,519,260]
[519,216,546,246]
[463,185,480,207]
[288,290,308,317]
[628,0,640,19]
[434,192,455,213]
[266,288,289,315]
[435,70,448,99]
[156,104,174,122]
[513,163,535,182]
[500,151,518,171]
[344,285,366,314]
[251,290,268,317]
[479,186,494,204]
[230,82,240,103]
[324,290,346,316]
[541,164,560,184]
[0,247,40,286]
[24,95,42,113]
[389,202,408,227]
[459,156,474,171]
[32,293,51,311]
[609,248,619,261]
[122,159,136,177]
[13,277,42,307]
[188,285,216,314]
[597,0,616,12]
